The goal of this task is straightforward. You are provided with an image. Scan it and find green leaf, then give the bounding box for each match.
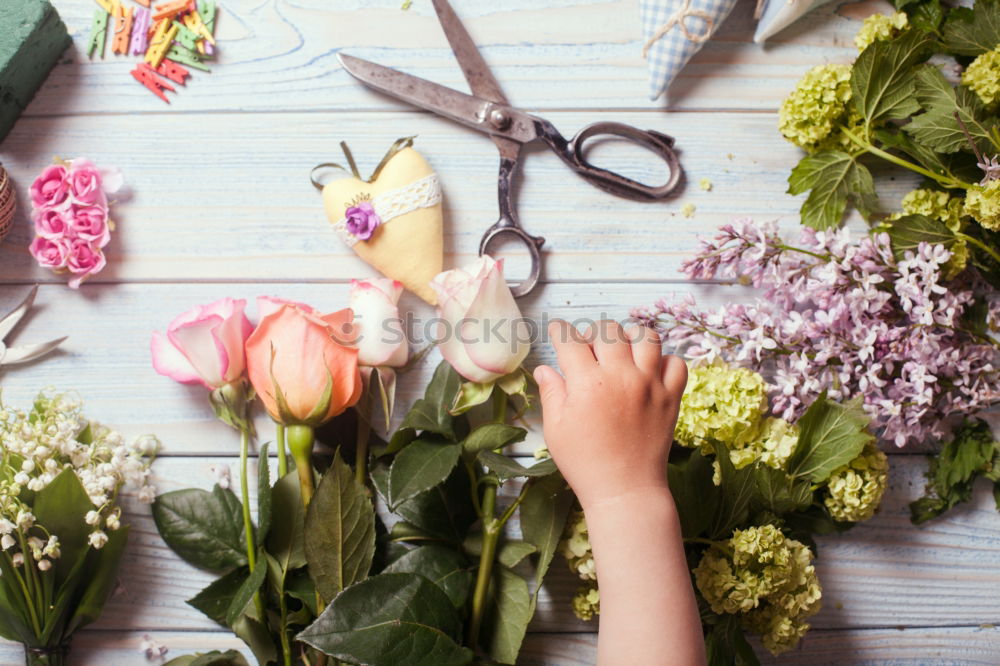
[257,443,271,548]
[65,525,130,635]
[787,395,874,483]
[267,471,307,571]
[450,381,495,415]
[497,540,536,568]
[32,469,93,588]
[460,423,528,459]
[668,449,720,539]
[705,614,760,666]
[708,442,755,539]
[389,438,463,509]
[225,554,268,627]
[187,568,249,626]
[943,0,1000,56]
[787,151,860,230]
[375,464,477,544]
[477,452,557,481]
[875,127,953,176]
[750,465,814,516]
[904,66,994,153]
[909,0,944,34]
[152,486,248,573]
[518,473,573,613]
[851,30,930,123]
[485,567,531,664]
[886,214,958,261]
[164,650,250,666]
[231,615,276,666]
[305,450,376,603]
[383,545,473,609]
[397,361,462,439]
[296,573,473,666]
[286,568,318,616]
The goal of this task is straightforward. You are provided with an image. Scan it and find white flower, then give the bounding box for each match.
[0,519,15,535]
[85,510,101,526]
[349,278,409,368]
[37,559,51,572]
[210,464,231,490]
[136,485,156,504]
[20,460,34,473]
[12,552,24,567]
[134,435,160,457]
[15,510,34,530]
[27,478,45,492]
[43,536,60,559]
[13,472,29,486]
[1,535,15,550]
[139,634,168,660]
[88,531,108,549]
[106,513,121,531]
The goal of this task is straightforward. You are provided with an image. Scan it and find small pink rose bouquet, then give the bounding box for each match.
[28,158,123,289]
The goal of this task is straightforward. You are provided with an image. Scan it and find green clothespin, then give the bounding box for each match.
[198,0,216,33]
[172,20,199,51]
[87,8,109,59]
[166,44,211,72]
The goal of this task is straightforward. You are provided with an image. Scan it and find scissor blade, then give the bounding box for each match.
[431,0,509,105]
[339,53,492,132]
[0,285,38,343]
[1,337,66,366]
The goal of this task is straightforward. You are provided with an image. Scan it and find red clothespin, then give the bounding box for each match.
[111,3,133,55]
[156,59,190,85]
[131,63,175,102]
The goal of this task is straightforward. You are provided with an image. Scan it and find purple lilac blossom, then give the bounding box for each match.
[633,219,1000,448]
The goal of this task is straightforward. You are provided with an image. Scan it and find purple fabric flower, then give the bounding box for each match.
[345,201,380,240]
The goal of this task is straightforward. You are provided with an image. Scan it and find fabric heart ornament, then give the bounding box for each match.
[754,0,836,43]
[316,138,444,305]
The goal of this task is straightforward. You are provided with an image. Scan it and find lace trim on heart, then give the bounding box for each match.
[332,172,441,247]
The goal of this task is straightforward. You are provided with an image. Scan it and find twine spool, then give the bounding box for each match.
[0,164,15,244]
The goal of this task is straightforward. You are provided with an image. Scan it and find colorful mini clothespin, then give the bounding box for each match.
[132,63,175,102]
[197,0,216,54]
[111,3,134,55]
[152,0,189,22]
[156,59,190,85]
[87,7,109,59]
[130,7,151,55]
[172,20,199,51]
[145,19,177,68]
[166,43,210,71]
[183,11,215,45]
[94,0,113,12]
[134,0,151,6]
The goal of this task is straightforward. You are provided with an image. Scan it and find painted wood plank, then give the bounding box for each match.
[26,0,882,117]
[0,454,983,636]
[0,111,914,284]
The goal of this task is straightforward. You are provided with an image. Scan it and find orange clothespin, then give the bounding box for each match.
[144,19,177,68]
[134,0,151,6]
[152,0,189,22]
[131,63,175,103]
[111,3,133,55]
[156,59,190,85]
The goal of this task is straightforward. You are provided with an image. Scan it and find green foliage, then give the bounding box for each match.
[394,361,462,442]
[787,395,874,483]
[476,451,557,481]
[484,567,532,664]
[910,419,1000,524]
[851,30,930,123]
[518,472,573,614]
[383,545,473,609]
[942,0,1000,56]
[164,650,250,666]
[187,568,248,625]
[787,151,875,229]
[388,438,463,508]
[225,553,268,627]
[906,66,994,153]
[460,423,527,459]
[152,486,249,573]
[886,214,960,260]
[256,443,271,548]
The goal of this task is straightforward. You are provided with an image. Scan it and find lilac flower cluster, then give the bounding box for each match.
[632,219,1000,447]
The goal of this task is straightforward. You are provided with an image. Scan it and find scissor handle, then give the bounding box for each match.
[479,156,545,298]
[536,120,682,201]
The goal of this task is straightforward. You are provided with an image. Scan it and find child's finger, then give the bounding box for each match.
[661,354,688,398]
[533,364,567,417]
[548,320,596,378]
[627,325,662,373]
[592,320,632,366]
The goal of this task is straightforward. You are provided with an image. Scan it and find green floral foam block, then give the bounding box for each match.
[0,0,71,143]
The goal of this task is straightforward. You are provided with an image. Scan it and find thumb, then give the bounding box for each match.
[533,364,566,418]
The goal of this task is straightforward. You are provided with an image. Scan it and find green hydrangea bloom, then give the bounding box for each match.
[675,362,769,453]
[694,525,822,655]
[571,583,600,621]
[730,417,800,470]
[964,180,1000,230]
[823,443,889,522]
[854,12,908,51]
[559,509,596,581]
[962,47,1000,107]
[778,64,854,151]
[901,188,966,231]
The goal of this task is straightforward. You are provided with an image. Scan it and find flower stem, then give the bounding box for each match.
[355,388,372,487]
[842,125,974,190]
[958,232,1000,265]
[276,423,288,478]
[287,425,316,508]
[239,427,265,621]
[467,475,498,650]
[279,592,292,666]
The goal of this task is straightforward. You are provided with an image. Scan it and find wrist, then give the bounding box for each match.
[578,483,674,517]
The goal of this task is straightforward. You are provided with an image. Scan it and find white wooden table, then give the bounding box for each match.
[1,0,999,663]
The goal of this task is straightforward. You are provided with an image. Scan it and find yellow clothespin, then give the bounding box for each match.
[144,19,178,68]
[183,11,215,46]
[95,0,113,12]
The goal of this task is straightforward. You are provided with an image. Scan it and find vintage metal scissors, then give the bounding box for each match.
[338,0,683,297]
[0,286,66,368]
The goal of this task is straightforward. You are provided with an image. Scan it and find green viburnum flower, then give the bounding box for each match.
[571,583,601,621]
[962,47,1000,107]
[964,179,1000,230]
[778,64,854,151]
[729,417,800,471]
[823,442,889,522]
[559,509,595,581]
[900,188,966,231]
[675,362,769,453]
[854,12,908,51]
[694,524,822,656]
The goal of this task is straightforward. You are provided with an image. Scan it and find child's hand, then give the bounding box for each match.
[533,319,688,509]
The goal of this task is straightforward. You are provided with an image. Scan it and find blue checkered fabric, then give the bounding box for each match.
[641,0,739,101]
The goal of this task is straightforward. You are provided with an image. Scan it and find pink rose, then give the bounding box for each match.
[30,165,69,209]
[29,236,70,270]
[34,208,70,239]
[66,159,107,206]
[151,298,254,389]
[67,203,111,246]
[65,240,107,288]
[349,278,408,367]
